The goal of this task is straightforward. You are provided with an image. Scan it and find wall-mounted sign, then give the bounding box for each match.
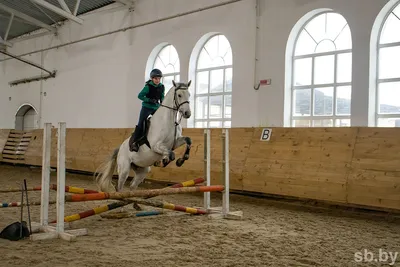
[260,128,272,141]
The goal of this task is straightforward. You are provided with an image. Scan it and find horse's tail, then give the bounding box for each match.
[94,147,119,192]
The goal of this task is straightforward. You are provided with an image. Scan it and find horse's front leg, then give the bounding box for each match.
[152,142,175,164]
[174,136,192,167]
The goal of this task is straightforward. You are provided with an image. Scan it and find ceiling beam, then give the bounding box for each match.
[31,0,83,24]
[0,13,41,28]
[57,0,72,13]
[4,13,14,41]
[114,0,134,6]
[0,3,56,33]
[10,31,54,44]
[0,37,12,47]
[0,49,55,77]
[73,0,81,16]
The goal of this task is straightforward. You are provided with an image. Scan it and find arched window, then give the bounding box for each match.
[291,12,352,127]
[376,3,400,127]
[194,34,232,128]
[153,44,180,93]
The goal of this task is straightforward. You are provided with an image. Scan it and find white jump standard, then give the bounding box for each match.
[30,122,88,241]
[203,128,243,220]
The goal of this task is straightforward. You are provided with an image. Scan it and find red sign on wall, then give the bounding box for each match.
[260,79,271,86]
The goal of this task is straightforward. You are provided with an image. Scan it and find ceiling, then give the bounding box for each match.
[0,0,134,46]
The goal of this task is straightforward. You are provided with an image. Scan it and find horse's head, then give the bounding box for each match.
[172,80,192,119]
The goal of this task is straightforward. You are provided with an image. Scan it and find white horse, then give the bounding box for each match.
[95,80,192,193]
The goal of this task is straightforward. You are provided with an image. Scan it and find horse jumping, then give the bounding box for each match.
[95,80,192,193]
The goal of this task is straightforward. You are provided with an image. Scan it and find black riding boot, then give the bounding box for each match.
[129,128,140,152]
[131,142,139,152]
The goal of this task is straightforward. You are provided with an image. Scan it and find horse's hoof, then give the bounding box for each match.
[184,137,192,145]
[162,158,170,167]
[176,158,185,167]
[153,161,162,167]
[169,151,175,161]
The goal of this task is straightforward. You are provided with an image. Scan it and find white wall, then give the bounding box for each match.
[0,0,394,129]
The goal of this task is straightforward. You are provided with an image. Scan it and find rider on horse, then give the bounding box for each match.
[129,68,165,152]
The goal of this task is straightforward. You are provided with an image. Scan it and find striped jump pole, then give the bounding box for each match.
[1,202,22,208]
[62,201,132,222]
[0,184,99,194]
[127,197,207,214]
[53,177,206,223]
[65,185,224,202]
[1,185,99,208]
[134,210,162,217]
[168,178,205,188]
[1,200,56,208]
[51,184,99,194]
[0,185,42,193]
[61,198,206,223]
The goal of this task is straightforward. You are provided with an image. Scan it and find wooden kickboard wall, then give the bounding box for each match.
[0,127,399,212]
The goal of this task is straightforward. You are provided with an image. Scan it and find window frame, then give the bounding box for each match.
[193,34,233,128]
[375,3,400,127]
[152,44,180,93]
[290,11,352,127]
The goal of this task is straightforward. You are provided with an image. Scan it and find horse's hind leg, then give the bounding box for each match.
[129,166,150,211]
[113,157,131,213]
[129,166,150,190]
[116,157,131,192]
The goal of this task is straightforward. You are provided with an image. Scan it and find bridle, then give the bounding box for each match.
[159,84,190,125]
[159,84,190,149]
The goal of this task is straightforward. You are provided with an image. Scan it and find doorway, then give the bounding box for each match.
[15,104,39,130]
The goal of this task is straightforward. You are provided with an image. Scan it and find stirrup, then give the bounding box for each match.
[130,141,139,152]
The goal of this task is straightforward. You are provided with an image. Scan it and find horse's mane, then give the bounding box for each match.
[172,82,190,90]
[163,81,189,101]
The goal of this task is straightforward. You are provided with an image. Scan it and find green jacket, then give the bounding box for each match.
[138,80,165,110]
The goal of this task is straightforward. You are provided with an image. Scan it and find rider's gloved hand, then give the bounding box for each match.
[149,98,159,104]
